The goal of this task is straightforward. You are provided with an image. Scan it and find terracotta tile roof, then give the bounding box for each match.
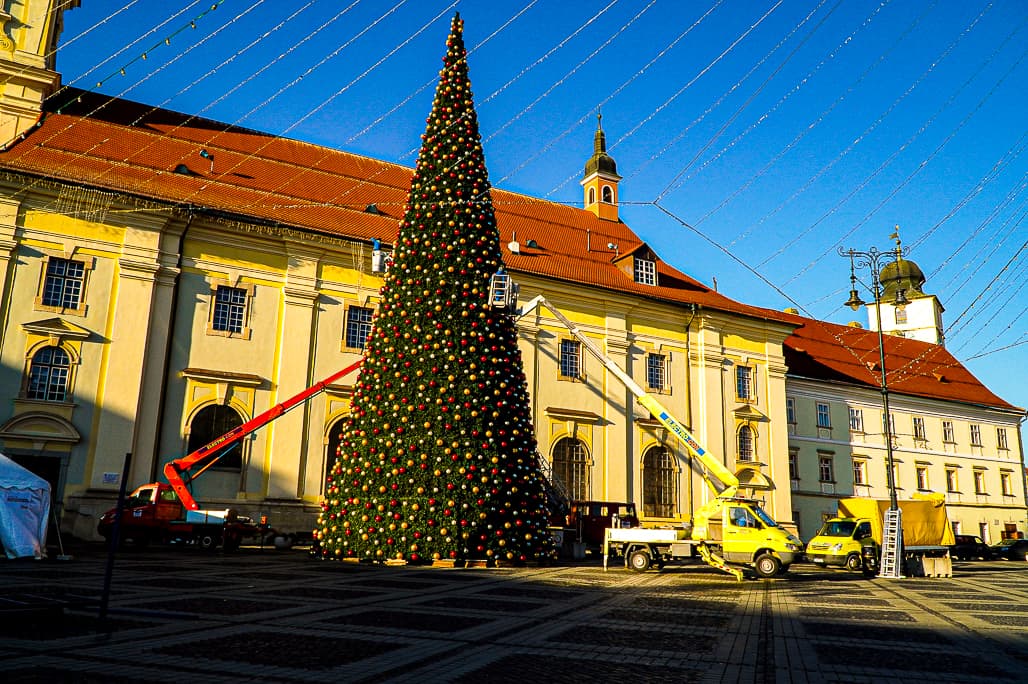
[0,90,786,324]
[1,91,1014,412]
[781,312,1020,411]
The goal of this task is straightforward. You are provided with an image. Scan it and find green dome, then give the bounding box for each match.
[880,256,926,300]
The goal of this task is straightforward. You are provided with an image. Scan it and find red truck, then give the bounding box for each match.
[97,482,262,550]
[98,359,364,551]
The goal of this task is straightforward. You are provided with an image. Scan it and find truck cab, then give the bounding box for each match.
[700,497,803,575]
[806,517,873,570]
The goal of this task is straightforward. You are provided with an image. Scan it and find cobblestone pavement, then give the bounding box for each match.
[2,544,1026,683]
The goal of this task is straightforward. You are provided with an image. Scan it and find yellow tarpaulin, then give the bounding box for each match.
[837,496,955,547]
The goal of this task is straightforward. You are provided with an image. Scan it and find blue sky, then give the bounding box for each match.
[56,1,1027,456]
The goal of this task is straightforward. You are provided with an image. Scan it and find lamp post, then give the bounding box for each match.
[840,234,909,579]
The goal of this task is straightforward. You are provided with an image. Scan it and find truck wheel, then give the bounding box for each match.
[754,553,781,578]
[197,532,221,551]
[628,549,651,572]
[845,553,862,571]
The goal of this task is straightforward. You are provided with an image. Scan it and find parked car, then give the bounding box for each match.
[950,534,992,560]
[989,538,1028,561]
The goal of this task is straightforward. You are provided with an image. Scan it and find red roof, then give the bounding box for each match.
[1,90,784,323]
[782,312,1019,411]
[1,91,1016,411]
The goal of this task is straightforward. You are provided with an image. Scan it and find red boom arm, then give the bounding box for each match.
[164,359,364,510]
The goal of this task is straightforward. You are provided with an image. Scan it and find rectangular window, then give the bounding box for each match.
[887,463,900,490]
[916,465,929,490]
[344,306,374,350]
[646,353,667,392]
[894,306,907,324]
[849,408,863,432]
[945,468,958,493]
[211,286,247,333]
[970,424,982,446]
[1001,472,1013,496]
[942,420,955,443]
[818,455,834,482]
[913,416,926,441]
[41,257,86,309]
[816,402,831,429]
[559,339,582,379]
[786,397,796,425]
[634,257,656,286]
[788,450,798,480]
[882,412,896,437]
[735,365,755,401]
[997,428,1008,450]
[973,469,986,495]
[852,459,867,485]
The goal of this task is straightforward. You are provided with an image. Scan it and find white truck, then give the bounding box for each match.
[518,295,804,580]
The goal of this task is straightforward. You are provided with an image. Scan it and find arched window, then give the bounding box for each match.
[188,405,244,469]
[552,437,589,500]
[26,346,71,401]
[601,185,613,203]
[643,445,676,518]
[324,418,348,495]
[588,187,596,204]
[737,425,755,462]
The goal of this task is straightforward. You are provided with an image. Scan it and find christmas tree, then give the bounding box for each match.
[315,13,554,565]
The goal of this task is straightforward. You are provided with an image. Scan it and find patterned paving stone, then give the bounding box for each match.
[548,624,717,652]
[814,643,1011,678]
[454,654,703,683]
[800,621,953,644]
[799,606,915,621]
[152,630,398,668]
[319,608,493,632]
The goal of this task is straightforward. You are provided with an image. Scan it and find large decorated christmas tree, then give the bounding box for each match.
[315,14,554,565]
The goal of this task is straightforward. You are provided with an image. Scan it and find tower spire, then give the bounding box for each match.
[581,111,621,221]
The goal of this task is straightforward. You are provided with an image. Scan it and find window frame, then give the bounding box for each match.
[852,458,867,486]
[552,437,590,500]
[558,338,583,380]
[735,365,756,402]
[1000,471,1013,496]
[642,445,676,518]
[633,256,657,286]
[912,416,926,441]
[206,280,255,339]
[25,345,73,402]
[342,304,375,351]
[942,420,955,443]
[818,454,834,483]
[816,402,831,429]
[737,424,755,462]
[916,465,929,491]
[973,468,986,495]
[645,352,668,393]
[969,423,982,447]
[997,427,1008,450]
[849,407,863,432]
[945,468,958,493]
[35,254,93,316]
[786,397,796,425]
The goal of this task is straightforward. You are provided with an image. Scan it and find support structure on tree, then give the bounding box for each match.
[315,13,554,565]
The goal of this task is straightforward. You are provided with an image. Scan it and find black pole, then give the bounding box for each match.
[99,452,132,624]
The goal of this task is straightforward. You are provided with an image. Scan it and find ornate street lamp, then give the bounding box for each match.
[839,231,909,579]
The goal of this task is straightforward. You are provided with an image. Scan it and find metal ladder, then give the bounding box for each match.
[879,508,904,578]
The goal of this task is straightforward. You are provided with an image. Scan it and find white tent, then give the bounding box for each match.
[0,453,51,559]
